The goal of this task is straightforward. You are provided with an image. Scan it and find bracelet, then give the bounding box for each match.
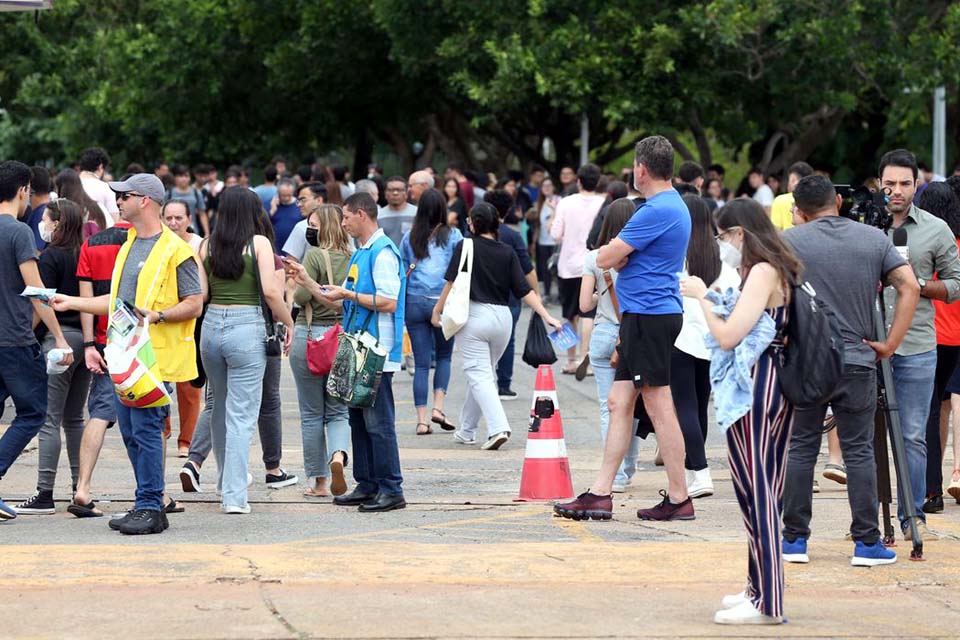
[355,290,359,303]
[82,341,97,348]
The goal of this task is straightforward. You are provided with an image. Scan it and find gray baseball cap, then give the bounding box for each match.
[108,173,165,203]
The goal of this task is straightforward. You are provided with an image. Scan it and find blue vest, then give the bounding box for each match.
[342,233,406,363]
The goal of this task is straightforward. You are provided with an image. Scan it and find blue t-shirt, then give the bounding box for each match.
[270,202,302,252]
[615,189,691,315]
[400,227,464,298]
[253,185,278,213]
[26,203,46,251]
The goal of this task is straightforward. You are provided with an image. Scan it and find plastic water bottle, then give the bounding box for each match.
[46,348,71,374]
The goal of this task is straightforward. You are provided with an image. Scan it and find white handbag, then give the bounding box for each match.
[441,238,473,339]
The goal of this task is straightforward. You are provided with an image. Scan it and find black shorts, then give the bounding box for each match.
[614,313,683,388]
[557,276,583,321]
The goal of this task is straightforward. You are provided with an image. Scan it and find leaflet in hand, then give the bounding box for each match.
[106,298,140,350]
[20,286,56,302]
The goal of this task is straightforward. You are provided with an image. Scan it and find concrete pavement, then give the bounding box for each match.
[1,307,959,638]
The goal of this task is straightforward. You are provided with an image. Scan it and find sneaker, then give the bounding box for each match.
[782,537,809,563]
[553,491,613,521]
[179,462,201,493]
[686,468,714,498]
[14,490,55,515]
[714,600,782,625]
[222,504,252,514]
[266,469,298,489]
[922,494,944,514]
[653,444,664,466]
[611,483,628,494]
[721,591,748,609]
[812,479,820,493]
[498,388,518,401]
[851,540,897,567]
[108,510,133,531]
[453,430,476,445]
[637,490,695,521]
[404,353,415,376]
[0,497,17,520]
[119,509,165,535]
[822,463,847,485]
[904,521,938,541]
[481,432,510,450]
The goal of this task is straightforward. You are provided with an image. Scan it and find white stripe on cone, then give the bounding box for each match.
[529,390,559,410]
[524,439,568,459]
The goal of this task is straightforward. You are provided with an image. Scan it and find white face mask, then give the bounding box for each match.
[718,239,741,269]
[39,222,54,243]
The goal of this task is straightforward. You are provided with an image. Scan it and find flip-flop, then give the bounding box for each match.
[416,422,433,435]
[67,500,103,518]
[303,488,328,498]
[430,410,457,432]
[164,499,185,514]
[574,355,591,381]
[329,459,347,497]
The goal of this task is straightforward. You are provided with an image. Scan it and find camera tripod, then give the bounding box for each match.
[872,293,924,560]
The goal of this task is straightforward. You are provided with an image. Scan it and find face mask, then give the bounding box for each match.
[305,227,319,247]
[718,239,741,269]
[40,222,54,243]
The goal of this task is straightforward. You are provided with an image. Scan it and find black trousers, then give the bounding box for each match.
[926,344,960,496]
[669,348,711,471]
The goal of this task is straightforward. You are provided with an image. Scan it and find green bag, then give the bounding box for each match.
[326,294,388,408]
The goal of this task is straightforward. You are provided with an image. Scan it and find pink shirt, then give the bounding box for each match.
[550,192,605,278]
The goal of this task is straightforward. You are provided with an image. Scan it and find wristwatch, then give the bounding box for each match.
[158,311,166,324]
[917,277,927,290]
[82,341,97,348]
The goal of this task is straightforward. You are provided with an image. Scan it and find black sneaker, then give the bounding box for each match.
[266,469,298,489]
[498,388,518,401]
[179,462,201,493]
[922,494,944,514]
[108,510,134,531]
[119,509,165,535]
[14,489,55,515]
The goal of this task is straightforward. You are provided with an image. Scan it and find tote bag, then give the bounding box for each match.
[441,238,473,339]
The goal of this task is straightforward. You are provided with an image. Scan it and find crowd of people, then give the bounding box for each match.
[0,137,959,626]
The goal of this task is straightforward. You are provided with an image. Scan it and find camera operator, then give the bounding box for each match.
[880,149,960,539]
[779,176,918,566]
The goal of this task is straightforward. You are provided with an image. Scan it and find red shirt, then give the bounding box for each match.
[76,221,132,345]
[935,239,960,346]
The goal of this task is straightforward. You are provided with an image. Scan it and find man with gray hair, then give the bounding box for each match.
[354,178,379,202]
[407,170,433,205]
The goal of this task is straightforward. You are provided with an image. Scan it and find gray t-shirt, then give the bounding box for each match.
[783,215,906,368]
[117,233,202,305]
[582,249,620,325]
[0,215,39,346]
[377,203,417,247]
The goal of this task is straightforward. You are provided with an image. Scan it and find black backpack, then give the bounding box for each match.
[775,280,844,408]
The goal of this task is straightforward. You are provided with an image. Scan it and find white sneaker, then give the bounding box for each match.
[687,468,714,498]
[481,432,510,450]
[247,472,253,487]
[453,430,476,445]
[222,504,251,514]
[721,591,748,609]
[714,600,782,625]
[612,483,627,493]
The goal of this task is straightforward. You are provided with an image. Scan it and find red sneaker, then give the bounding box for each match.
[637,490,695,521]
[553,492,613,521]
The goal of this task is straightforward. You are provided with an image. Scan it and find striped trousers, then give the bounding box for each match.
[725,350,794,618]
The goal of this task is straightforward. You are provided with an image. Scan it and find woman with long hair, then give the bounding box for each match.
[14,200,91,515]
[578,198,638,492]
[671,195,741,499]
[443,177,467,233]
[199,187,294,514]
[400,188,463,435]
[680,199,802,624]
[431,203,562,450]
[54,169,108,232]
[917,182,960,510]
[287,204,353,496]
[533,177,561,301]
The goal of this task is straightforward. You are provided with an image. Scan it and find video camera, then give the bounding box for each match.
[835,184,891,230]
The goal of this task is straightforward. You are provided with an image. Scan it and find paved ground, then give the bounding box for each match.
[2,307,959,638]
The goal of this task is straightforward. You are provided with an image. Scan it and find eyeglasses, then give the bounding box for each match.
[386,187,406,193]
[715,226,740,241]
[118,192,145,201]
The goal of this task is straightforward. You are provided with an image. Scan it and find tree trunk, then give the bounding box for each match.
[352,126,373,181]
[689,109,712,168]
[766,106,845,176]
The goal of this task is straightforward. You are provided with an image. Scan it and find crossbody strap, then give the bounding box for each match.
[602,270,621,322]
[248,238,276,338]
[305,249,336,334]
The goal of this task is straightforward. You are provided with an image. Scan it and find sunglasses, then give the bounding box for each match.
[118,192,145,201]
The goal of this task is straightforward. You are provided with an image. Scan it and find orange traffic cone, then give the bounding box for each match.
[516,365,574,501]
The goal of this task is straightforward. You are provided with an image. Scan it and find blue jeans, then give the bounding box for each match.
[0,345,48,480]
[201,307,266,509]
[115,397,169,511]
[405,293,453,407]
[589,322,638,486]
[891,349,937,527]
[289,325,350,478]
[349,373,403,496]
[496,302,522,391]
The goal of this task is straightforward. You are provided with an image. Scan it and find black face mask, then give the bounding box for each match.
[305,227,319,247]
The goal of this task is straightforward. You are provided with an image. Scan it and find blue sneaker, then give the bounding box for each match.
[851,540,897,567]
[0,497,17,520]
[782,537,809,563]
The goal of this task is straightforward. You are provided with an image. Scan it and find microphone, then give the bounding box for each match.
[893,227,908,262]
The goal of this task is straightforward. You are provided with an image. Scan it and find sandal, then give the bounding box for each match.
[303,487,328,498]
[416,422,433,435]
[561,361,578,375]
[67,500,103,518]
[164,499,185,514]
[431,409,457,432]
[574,355,591,381]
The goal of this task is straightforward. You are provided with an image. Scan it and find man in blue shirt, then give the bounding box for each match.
[555,135,693,523]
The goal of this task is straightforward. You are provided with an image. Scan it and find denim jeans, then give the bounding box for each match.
[289,324,350,478]
[495,302,522,392]
[115,397,169,511]
[588,322,638,486]
[404,293,454,407]
[0,344,48,481]
[201,306,267,509]
[349,373,403,496]
[891,349,937,527]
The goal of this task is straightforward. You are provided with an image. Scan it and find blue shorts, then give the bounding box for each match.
[88,371,117,426]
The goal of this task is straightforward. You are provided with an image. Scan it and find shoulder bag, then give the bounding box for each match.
[249,239,283,356]
[304,249,343,376]
[326,291,387,409]
[441,238,473,339]
[603,270,623,367]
